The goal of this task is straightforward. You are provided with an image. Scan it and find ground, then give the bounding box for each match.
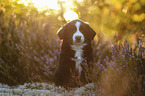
[0,82,99,96]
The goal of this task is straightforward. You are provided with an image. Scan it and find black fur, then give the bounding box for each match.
[54,20,96,87]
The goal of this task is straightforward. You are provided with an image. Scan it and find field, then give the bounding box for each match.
[0,0,145,96]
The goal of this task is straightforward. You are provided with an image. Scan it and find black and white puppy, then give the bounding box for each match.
[54,20,96,87]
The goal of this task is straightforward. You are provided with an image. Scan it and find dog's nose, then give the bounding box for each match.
[75,36,81,41]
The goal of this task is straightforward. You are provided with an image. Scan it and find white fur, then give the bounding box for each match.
[71,21,86,75]
[72,21,84,43]
[71,44,86,75]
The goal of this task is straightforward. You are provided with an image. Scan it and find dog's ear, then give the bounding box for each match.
[85,23,96,40]
[89,26,96,40]
[57,27,64,39]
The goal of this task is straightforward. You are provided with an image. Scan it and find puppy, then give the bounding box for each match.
[54,20,96,87]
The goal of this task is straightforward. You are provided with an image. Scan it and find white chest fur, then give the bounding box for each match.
[71,43,87,75]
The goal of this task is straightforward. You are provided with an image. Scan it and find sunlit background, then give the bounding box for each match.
[17,0,83,21]
[1,0,144,42]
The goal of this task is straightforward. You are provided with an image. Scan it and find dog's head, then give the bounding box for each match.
[57,20,96,44]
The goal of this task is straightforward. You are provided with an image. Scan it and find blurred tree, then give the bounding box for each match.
[57,0,67,24]
[73,0,145,42]
[114,0,145,41]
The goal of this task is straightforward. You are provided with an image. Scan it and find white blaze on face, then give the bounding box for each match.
[72,21,84,43]
[71,21,86,75]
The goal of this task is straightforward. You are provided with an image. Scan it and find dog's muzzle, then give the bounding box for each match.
[75,36,81,43]
[74,35,84,43]
[73,32,84,44]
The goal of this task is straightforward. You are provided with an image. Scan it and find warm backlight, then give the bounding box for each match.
[17,0,82,21]
[64,10,79,21]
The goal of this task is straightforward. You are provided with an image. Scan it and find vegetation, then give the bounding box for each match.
[0,0,144,95]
